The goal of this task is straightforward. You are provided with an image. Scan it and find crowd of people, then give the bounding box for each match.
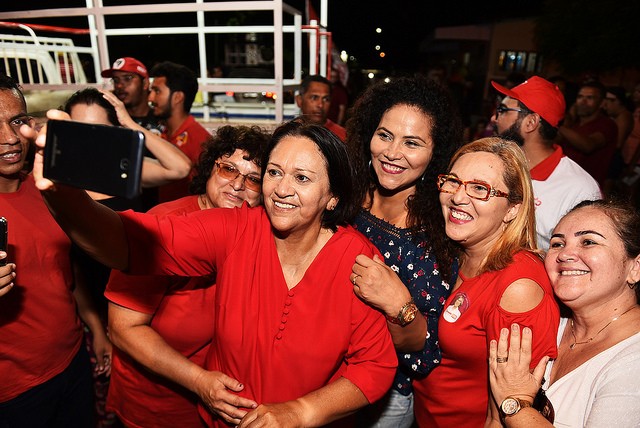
[1,58,640,428]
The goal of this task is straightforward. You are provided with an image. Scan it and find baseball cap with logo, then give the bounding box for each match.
[101,57,148,79]
[491,76,566,128]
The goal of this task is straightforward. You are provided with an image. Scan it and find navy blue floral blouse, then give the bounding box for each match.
[353,209,454,395]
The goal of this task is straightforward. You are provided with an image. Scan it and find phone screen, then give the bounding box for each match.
[0,217,7,266]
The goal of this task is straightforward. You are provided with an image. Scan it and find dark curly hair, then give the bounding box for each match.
[266,120,358,232]
[189,125,270,195]
[345,76,463,279]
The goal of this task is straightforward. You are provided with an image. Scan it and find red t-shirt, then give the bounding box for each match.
[158,116,211,203]
[119,205,397,427]
[0,175,83,402]
[413,251,559,427]
[105,195,214,428]
[324,119,346,141]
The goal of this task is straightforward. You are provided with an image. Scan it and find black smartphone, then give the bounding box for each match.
[0,217,7,266]
[44,120,145,199]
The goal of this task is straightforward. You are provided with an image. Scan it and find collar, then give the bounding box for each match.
[530,145,564,181]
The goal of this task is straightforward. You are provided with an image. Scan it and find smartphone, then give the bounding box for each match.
[44,120,145,199]
[0,217,7,266]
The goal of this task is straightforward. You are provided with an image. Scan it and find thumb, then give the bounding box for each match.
[219,372,246,393]
[532,356,550,384]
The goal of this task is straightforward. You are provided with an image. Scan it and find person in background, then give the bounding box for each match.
[149,61,211,202]
[105,125,269,428]
[296,74,346,141]
[32,118,397,428]
[601,86,634,197]
[346,76,461,428]
[489,199,640,427]
[414,138,559,427]
[101,56,163,135]
[328,68,348,127]
[0,74,104,427]
[491,76,601,250]
[558,81,618,187]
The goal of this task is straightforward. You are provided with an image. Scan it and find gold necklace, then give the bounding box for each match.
[569,306,638,349]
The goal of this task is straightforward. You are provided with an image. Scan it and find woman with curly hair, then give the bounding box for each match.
[104,125,269,428]
[346,76,462,428]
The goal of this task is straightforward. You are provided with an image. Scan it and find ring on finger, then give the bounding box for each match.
[352,274,360,285]
[496,357,508,363]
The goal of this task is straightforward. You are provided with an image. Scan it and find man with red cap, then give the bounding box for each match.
[492,76,601,250]
[102,57,163,134]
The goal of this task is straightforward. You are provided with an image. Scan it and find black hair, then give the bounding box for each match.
[300,75,332,97]
[150,61,199,113]
[265,120,356,231]
[189,125,270,195]
[581,81,606,100]
[0,74,26,109]
[345,76,463,279]
[63,88,120,126]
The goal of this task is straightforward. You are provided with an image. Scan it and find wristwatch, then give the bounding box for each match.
[500,396,533,418]
[386,298,418,326]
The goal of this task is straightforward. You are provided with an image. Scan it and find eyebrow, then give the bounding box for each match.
[377,126,427,143]
[550,230,606,239]
[267,161,317,175]
[10,113,30,122]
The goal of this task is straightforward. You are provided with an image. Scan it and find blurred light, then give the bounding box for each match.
[380,52,386,58]
[375,45,381,51]
[340,50,348,62]
[349,56,355,61]
[265,92,274,98]
[225,91,234,96]
[272,94,277,100]
[384,77,391,83]
[376,28,382,33]
[368,72,374,79]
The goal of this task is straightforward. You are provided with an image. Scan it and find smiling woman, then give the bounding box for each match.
[32,116,397,428]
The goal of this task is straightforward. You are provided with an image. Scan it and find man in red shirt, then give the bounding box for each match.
[149,61,211,202]
[296,75,346,141]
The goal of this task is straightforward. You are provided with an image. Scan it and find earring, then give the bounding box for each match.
[628,281,638,290]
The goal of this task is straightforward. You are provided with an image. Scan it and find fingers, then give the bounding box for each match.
[496,326,509,361]
[508,323,522,363]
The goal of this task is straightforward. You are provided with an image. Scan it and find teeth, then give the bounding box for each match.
[560,270,588,276]
[382,163,404,172]
[0,153,18,159]
[451,209,472,220]
[274,201,295,209]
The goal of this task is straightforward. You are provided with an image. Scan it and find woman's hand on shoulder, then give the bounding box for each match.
[238,400,305,428]
[351,254,412,318]
[489,323,548,405]
[193,370,257,426]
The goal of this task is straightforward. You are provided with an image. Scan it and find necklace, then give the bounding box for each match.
[569,306,638,349]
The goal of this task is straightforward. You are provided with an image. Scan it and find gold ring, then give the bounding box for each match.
[352,274,360,285]
[496,357,508,363]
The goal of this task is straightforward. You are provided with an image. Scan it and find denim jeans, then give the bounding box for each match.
[356,389,415,428]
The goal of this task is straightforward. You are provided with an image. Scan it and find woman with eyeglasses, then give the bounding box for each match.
[345,76,461,428]
[489,199,640,428]
[413,138,560,427]
[104,125,269,428]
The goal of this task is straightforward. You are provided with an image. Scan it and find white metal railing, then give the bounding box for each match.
[0,1,332,123]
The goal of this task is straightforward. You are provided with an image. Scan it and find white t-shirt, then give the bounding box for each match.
[544,318,640,428]
[531,146,601,251]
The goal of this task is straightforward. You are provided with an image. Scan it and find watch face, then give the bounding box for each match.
[403,304,418,324]
[501,398,520,415]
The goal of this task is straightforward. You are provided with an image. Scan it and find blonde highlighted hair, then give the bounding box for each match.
[447,137,541,274]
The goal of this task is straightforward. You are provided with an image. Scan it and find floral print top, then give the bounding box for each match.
[353,209,455,395]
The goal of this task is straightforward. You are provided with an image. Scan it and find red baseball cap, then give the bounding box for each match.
[101,57,148,79]
[491,76,566,128]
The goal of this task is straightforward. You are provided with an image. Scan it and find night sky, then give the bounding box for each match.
[2,0,544,72]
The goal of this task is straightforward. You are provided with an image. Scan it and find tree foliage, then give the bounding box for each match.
[535,0,640,75]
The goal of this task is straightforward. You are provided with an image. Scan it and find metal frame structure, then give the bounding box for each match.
[0,0,332,124]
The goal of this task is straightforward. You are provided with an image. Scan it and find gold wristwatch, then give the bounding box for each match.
[386,298,418,326]
[500,397,533,418]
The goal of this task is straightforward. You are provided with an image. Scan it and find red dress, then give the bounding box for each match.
[119,205,398,427]
[413,251,559,427]
[105,195,213,428]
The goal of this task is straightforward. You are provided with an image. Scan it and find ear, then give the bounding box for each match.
[503,202,521,224]
[171,90,185,109]
[521,113,540,135]
[142,77,150,92]
[295,93,302,108]
[626,254,640,286]
[326,196,339,211]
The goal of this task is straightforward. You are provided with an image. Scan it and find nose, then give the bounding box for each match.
[230,174,246,191]
[383,140,402,161]
[556,245,577,263]
[274,174,294,197]
[451,183,469,204]
[0,123,20,146]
